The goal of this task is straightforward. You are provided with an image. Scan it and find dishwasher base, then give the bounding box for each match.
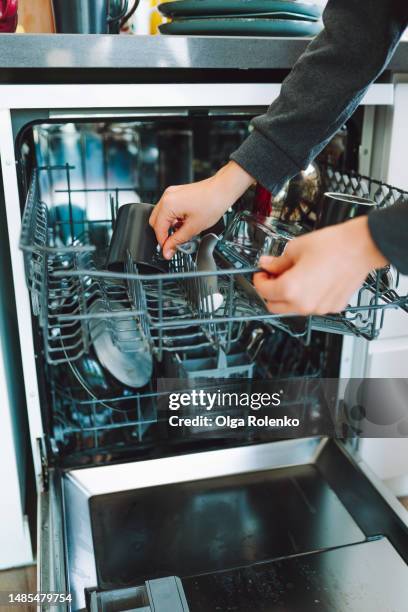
[84,538,408,612]
[183,537,408,612]
[88,463,364,589]
[56,437,408,610]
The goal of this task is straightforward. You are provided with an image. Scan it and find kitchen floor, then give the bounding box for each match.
[0,498,407,611]
[0,564,36,612]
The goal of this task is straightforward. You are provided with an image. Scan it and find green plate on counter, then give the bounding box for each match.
[160,11,318,21]
[159,0,321,20]
[159,17,322,36]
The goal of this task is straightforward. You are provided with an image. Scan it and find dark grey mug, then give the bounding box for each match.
[106,203,167,273]
[52,0,135,34]
[316,192,375,229]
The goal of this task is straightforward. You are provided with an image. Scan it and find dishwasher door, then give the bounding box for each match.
[38,470,68,602]
[45,437,408,611]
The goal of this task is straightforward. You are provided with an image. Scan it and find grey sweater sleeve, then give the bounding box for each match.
[231,0,408,273]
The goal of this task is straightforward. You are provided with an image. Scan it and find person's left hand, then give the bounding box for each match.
[253,216,388,316]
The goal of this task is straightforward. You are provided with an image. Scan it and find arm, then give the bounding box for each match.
[231,0,408,279]
[151,0,407,287]
[231,0,408,193]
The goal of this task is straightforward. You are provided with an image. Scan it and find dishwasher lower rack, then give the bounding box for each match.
[19,165,408,368]
[51,379,260,458]
[50,372,327,462]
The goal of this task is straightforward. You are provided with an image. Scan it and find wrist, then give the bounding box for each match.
[347,216,389,269]
[214,160,255,203]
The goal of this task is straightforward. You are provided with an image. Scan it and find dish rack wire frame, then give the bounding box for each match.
[49,373,323,454]
[312,166,408,339]
[19,164,408,369]
[19,165,312,367]
[50,377,159,453]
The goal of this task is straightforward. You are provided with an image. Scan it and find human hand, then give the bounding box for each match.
[253,216,388,315]
[149,161,254,259]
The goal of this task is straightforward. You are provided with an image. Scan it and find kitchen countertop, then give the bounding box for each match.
[0,34,408,73]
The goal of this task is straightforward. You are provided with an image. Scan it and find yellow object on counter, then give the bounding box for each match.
[18,0,55,33]
[150,0,171,35]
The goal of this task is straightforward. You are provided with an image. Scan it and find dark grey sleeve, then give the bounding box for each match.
[230,0,408,272]
[368,202,408,274]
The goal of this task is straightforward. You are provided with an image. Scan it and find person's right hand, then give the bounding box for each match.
[149,160,255,259]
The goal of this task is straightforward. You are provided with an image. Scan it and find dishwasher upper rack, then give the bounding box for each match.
[19,165,408,363]
[132,167,408,344]
[19,167,314,366]
[55,252,310,363]
[152,165,408,342]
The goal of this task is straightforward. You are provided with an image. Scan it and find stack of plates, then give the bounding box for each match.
[158,0,322,36]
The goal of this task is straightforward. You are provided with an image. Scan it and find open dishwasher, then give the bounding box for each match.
[2,96,408,611]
